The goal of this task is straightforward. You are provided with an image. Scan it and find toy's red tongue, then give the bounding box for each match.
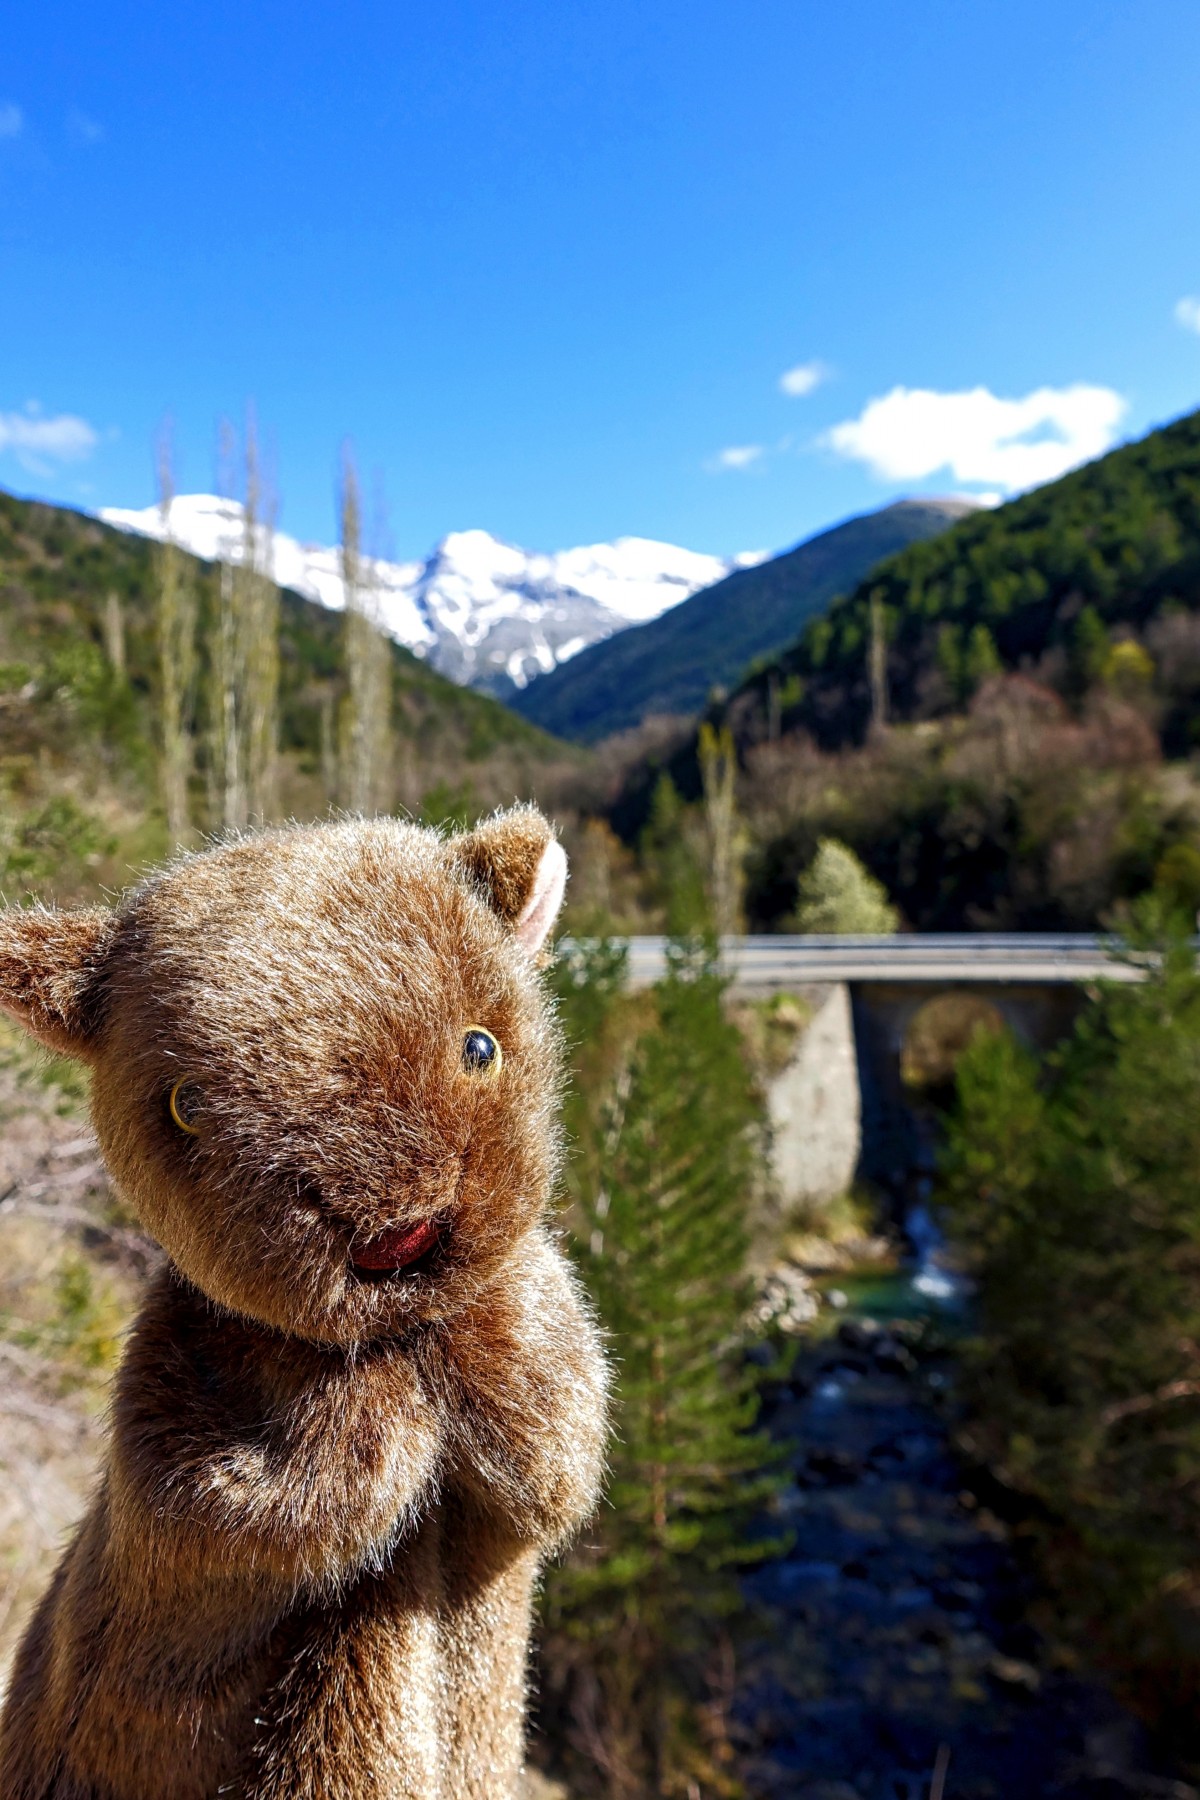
[352,1218,441,1273]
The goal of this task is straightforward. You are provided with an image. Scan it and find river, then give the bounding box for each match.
[735,1232,1197,1800]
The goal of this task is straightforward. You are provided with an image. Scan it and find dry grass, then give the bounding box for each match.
[520,1774,570,1800]
[0,1019,156,1683]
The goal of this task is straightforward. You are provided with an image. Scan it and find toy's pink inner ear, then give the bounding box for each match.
[514,839,567,956]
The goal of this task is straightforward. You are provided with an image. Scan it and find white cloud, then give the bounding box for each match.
[1174,296,1200,336]
[825,382,1127,494]
[0,406,100,473]
[955,489,1003,509]
[779,360,829,398]
[707,444,764,472]
[0,103,23,139]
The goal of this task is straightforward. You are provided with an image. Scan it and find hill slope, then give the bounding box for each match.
[602,406,1200,933]
[729,406,1200,752]
[509,499,973,742]
[0,488,576,901]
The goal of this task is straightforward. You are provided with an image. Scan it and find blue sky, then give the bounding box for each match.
[3,0,1200,558]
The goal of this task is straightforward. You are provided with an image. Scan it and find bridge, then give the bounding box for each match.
[614,934,1140,1212]
[620,933,1141,991]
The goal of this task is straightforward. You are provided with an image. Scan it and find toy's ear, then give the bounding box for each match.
[453,806,568,958]
[0,906,114,1059]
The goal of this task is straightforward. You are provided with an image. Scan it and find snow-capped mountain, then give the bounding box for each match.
[99,495,762,694]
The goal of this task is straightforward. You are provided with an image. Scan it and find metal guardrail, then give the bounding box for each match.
[603,934,1146,990]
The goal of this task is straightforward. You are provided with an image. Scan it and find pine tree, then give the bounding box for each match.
[1070,603,1111,693]
[640,774,707,934]
[698,723,745,939]
[542,937,786,1799]
[963,620,1002,693]
[940,913,1200,1711]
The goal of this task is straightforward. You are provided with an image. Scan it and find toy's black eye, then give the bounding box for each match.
[461,1027,502,1076]
[168,1078,203,1135]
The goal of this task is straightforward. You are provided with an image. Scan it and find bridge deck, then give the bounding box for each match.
[611,934,1145,990]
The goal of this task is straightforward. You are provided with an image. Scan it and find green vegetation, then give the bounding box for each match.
[592,407,1200,934]
[599,663,1200,933]
[0,1010,151,1673]
[638,775,712,934]
[512,500,968,742]
[8,1254,129,1381]
[0,485,579,901]
[538,936,786,1798]
[939,924,1200,1731]
[793,837,899,934]
[733,406,1200,751]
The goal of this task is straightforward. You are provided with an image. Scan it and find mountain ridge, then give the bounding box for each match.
[0,484,577,898]
[721,404,1200,754]
[603,405,1200,865]
[100,496,761,696]
[510,498,976,742]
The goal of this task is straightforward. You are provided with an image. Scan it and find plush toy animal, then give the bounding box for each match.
[0,806,608,1800]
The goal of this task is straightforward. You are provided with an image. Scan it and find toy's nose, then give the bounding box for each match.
[352,1217,443,1273]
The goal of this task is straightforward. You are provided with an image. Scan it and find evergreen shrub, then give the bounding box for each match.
[539,935,787,1798]
[940,920,1200,1726]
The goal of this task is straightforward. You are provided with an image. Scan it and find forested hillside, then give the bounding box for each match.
[0,489,578,901]
[594,408,1200,934]
[512,498,970,742]
[729,407,1200,751]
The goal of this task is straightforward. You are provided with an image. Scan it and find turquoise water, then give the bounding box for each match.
[818,1266,934,1322]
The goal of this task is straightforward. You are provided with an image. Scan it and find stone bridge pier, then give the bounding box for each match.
[765,979,1085,1212]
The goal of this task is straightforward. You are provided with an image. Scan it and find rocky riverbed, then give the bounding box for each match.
[735,1309,1197,1800]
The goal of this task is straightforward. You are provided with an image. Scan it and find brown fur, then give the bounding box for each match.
[0,807,608,1799]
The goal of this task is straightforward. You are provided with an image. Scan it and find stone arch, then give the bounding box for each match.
[900,991,1008,1097]
[851,980,1086,1188]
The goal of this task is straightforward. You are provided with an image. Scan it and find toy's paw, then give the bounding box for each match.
[424,1234,609,1545]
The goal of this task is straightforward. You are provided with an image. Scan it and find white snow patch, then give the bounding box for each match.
[100,496,758,693]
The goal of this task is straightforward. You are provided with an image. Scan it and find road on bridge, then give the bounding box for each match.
[614,934,1144,992]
